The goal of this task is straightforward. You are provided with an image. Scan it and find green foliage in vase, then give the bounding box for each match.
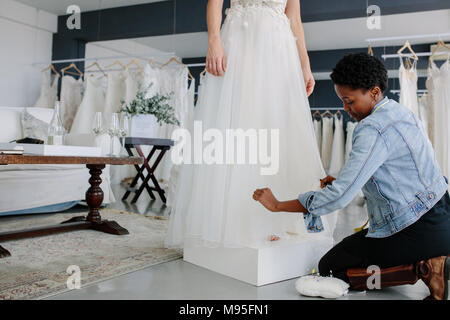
[120,82,180,126]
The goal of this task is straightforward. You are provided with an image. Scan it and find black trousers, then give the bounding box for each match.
[319,192,450,282]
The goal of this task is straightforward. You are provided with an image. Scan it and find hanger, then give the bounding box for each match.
[105,60,126,70]
[418,93,427,102]
[161,57,195,81]
[104,60,126,77]
[61,63,84,77]
[84,61,107,77]
[126,59,143,70]
[41,64,61,77]
[321,110,334,118]
[397,40,419,61]
[429,40,450,68]
[312,110,321,120]
[368,45,374,57]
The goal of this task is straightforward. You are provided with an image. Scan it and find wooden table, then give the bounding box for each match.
[0,154,143,258]
[122,137,174,204]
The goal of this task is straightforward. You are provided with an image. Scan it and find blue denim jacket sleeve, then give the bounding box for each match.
[298,124,389,233]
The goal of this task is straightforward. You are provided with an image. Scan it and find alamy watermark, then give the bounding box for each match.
[366,265,381,289]
[66,265,81,290]
[66,5,81,30]
[367,5,381,30]
[171,121,280,176]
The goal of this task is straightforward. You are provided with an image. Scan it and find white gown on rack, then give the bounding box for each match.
[313,118,322,156]
[418,94,429,137]
[60,75,83,132]
[103,72,126,127]
[165,0,337,248]
[70,76,105,134]
[155,66,189,184]
[321,116,334,173]
[328,114,344,177]
[34,72,59,109]
[167,78,196,207]
[103,72,126,184]
[425,77,436,146]
[399,59,419,116]
[428,60,450,191]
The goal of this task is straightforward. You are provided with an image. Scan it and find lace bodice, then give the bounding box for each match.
[230,0,287,14]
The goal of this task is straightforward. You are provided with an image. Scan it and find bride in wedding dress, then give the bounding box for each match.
[165,0,337,248]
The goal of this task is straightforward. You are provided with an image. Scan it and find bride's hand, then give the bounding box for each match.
[302,67,315,97]
[206,37,227,77]
[253,188,280,212]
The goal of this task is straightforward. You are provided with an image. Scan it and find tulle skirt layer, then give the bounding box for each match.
[166,6,337,248]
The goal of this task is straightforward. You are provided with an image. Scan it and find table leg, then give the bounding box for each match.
[132,147,168,204]
[62,164,129,235]
[122,146,156,201]
[0,245,11,258]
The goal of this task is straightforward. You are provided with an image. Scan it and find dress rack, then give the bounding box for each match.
[310,107,344,111]
[32,52,176,66]
[364,32,450,61]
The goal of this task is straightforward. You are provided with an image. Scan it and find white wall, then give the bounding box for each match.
[0,0,57,108]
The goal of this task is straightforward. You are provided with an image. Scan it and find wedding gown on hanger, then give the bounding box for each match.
[328,114,344,177]
[34,72,59,109]
[428,60,450,191]
[321,116,334,173]
[399,58,419,116]
[60,75,83,132]
[70,76,105,134]
[165,0,337,248]
[313,118,322,156]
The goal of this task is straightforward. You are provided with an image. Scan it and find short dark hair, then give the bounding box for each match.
[330,53,388,93]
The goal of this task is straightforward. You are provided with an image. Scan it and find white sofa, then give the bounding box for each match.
[0,107,116,214]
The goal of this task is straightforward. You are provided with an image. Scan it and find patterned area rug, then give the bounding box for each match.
[0,209,182,300]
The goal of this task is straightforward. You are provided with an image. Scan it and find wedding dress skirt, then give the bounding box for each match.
[70,77,105,134]
[165,0,337,248]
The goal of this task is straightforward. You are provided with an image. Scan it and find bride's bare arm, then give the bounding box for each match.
[207,0,227,77]
[285,0,315,96]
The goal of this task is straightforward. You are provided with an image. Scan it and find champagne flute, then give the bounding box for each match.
[92,112,103,136]
[108,113,120,156]
[119,113,130,156]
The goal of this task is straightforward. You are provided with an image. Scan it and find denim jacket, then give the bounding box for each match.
[299,97,449,238]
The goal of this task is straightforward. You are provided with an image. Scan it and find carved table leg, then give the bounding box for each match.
[86,164,129,235]
[0,245,11,258]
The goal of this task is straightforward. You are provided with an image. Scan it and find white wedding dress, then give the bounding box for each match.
[60,75,83,132]
[321,116,334,173]
[34,72,59,109]
[165,0,337,248]
[328,114,345,177]
[313,118,322,156]
[70,76,105,134]
[428,60,450,191]
[399,59,419,116]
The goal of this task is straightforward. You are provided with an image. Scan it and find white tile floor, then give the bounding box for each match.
[46,184,430,300]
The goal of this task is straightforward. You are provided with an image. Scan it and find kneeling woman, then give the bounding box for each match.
[253,53,450,300]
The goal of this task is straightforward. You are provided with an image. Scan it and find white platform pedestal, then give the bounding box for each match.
[184,235,334,286]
